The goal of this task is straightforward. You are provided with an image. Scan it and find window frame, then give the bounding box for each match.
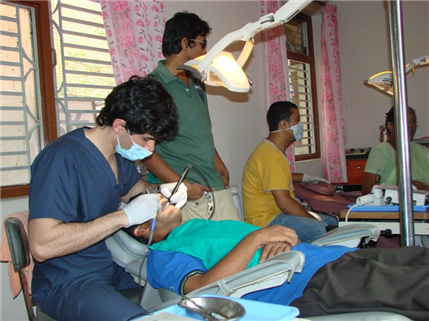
[1,0,57,199]
[286,13,320,161]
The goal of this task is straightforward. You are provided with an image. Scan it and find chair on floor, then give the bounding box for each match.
[4,216,37,321]
[3,214,55,321]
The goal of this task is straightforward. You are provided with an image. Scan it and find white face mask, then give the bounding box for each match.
[115,130,153,161]
[270,122,304,142]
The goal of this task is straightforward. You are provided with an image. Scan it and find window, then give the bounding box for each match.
[50,0,115,136]
[0,0,115,198]
[285,14,320,161]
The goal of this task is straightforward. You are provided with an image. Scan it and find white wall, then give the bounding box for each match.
[1,1,428,319]
[321,1,429,149]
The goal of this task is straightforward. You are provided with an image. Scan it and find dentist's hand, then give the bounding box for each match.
[122,194,160,227]
[302,174,330,184]
[159,182,188,209]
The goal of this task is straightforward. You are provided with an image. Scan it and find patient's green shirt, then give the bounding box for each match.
[150,219,262,269]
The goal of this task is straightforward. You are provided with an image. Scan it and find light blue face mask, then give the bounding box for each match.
[270,121,304,142]
[289,122,304,142]
[115,130,153,161]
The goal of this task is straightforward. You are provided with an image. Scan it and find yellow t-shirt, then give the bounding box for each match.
[242,140,295,227]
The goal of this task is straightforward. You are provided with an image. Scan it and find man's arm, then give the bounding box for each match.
[29,210,128,262]
[361,172,378,195]
[29,179,158,262]
[183,225,299,294]
[214,149,229,188]
[292,173,304,182]
[144,152,210,200]
[122,179,158,203]
[271,189,316,220]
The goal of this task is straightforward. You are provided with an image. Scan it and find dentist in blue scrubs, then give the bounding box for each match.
[28,75,187,321]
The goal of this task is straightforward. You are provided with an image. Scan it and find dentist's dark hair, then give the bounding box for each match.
[162,11,211,57]
[267,101,299,132]
[96,75,178,140]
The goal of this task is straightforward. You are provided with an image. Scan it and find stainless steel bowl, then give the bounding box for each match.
[178,296,246,320]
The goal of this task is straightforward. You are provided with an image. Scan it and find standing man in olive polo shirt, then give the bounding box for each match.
[144,11,240,222]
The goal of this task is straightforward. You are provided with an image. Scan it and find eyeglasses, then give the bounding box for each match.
[190,38,207,50]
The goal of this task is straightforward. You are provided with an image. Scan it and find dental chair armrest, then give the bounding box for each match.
[188,250,305,299]
[311,223,380,247]
[105,230,148,268]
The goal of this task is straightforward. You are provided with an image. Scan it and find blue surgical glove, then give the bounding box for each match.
[159,182,188,209]
[122,194,160,227]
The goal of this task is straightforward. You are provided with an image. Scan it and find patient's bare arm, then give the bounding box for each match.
[183,225,299,294]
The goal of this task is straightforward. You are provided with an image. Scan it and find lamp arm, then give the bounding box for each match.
[196,20,264,72]
[236,40,255,68]
[406,55,429,73]
[196,0,313,72]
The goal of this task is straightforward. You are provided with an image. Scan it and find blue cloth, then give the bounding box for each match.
[150,219,262,269]
[29,128,143,318]
[268,213,337,243]
[147,221,356,305]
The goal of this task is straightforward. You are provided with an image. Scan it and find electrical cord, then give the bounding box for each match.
[344,203,360,225]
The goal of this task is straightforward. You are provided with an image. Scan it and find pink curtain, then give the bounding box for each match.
[260,0,295,171]
[100,0,166,85]
[321,4,347,183]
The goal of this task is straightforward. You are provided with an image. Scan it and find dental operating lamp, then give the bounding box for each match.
[178,0,313,93]
[365,55,429,96]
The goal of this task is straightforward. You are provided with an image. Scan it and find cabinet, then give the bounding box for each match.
[345,159,367,184]
[335,159,367,185]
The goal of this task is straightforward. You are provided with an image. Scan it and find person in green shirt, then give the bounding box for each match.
[144,11,240,223]
[362,106,429,194]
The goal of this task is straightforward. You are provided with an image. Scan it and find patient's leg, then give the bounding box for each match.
[290,246,429,320]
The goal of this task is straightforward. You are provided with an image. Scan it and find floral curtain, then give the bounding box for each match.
[260,0,294,171]
[100,0,166,85]
[321,4,347,183]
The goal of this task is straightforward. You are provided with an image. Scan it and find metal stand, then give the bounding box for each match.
[388,0,415,246]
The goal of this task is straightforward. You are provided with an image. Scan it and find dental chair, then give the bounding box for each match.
[105,186,408,320]
[293,182,361,217]
[106,224,411,320]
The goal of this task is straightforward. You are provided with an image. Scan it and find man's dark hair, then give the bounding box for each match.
[385,106,416,134]
[267,101,298,132]
[96,75,178,140]
[162,11,211,57]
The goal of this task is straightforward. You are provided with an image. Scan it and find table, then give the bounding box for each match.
[339,209,429,235]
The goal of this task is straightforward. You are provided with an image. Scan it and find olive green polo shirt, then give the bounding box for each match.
[150,60,224,191]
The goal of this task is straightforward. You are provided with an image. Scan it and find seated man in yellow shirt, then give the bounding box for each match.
[242,101,337,243]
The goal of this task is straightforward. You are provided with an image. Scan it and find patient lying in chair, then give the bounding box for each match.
[132,203,429,319]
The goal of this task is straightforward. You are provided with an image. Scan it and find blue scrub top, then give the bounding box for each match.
[29,127,140,302]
